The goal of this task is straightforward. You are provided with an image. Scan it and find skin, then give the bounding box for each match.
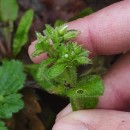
[28,0,130,129]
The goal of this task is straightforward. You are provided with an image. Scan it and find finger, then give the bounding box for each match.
[68,0,130,55]
[53,109,130,130]
[56,52,130,121]
[28,41,47,63]
[29,0,130,63]
[97,52,130,110]
[56,104,72,122]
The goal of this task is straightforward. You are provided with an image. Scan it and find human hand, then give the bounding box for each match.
[28,0,130,129]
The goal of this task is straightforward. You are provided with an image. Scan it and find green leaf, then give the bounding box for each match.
[67,75,104,97]
[32,42,45,57]
[13,9,34,56]
[68,75,101,110]
[75,56,89,64]
[43,24,54,37]
[26,63,67,96]
[32,34,49,57]
[0,60,26,119]
[47,63,66,79]
[70,96,98,111]
[36,58,57,91]
[0,0,19,22]
[36,32,45,43]
[0,94,24,119]
[25,63,53,90]
[70,7,93,21]
[64,30,80,41]
[56,24,68,35]
[0,121,8,130]
[54,20,65,27]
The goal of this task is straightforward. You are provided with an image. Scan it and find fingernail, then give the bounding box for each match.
[53,121,89,130]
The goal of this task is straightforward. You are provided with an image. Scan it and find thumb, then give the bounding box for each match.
[52,109,130,130]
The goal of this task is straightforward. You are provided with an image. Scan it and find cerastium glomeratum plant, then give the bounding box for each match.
[32,24,104,111]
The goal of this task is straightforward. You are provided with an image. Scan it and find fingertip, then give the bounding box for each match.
[56,104,72,122]
[28,41,47,64]
[53,110,130,130]
[53,111,89,130]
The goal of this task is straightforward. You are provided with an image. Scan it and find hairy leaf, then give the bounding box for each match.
[56,24,68,35]
[0,0,18,22]
[63,30,79,41]
[0,60,26,119]
[67,75,104,97]
[54,20,65,27]
[47,63,66,79]
[32,34,49,57]
[26,63,67,96]
[13,9,34,56]
[75,56,88,64]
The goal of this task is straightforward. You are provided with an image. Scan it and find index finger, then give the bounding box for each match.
[29,0,130,63]
[68,0,130,55]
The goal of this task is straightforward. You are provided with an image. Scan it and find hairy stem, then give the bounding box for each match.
[64,67,77,88]
[70,97,98,111]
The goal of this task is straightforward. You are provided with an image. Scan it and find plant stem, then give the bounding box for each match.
[70,97,98,111]
[7,22,13,55]
[64,66,77,88]
[0,40,6,56]
[3,21,13,57]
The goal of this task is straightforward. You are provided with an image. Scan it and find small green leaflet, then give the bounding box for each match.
[67,75,104,97]
[68,75,103,110]
[70,7,93,21]
[32,32,49,57]
[54,20,65,27]
[0,60,26,119]
[25,63,67,96]
[63,30,79,41]
[32,58,57,91]
[67,75,103,110]
[13,9,34,56]
[47,63,66,79]
[0,0,18,22]
[0,121,8,130]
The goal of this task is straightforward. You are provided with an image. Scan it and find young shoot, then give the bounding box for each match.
[32,24,104,111]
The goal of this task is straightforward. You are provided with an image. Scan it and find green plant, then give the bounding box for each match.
[0,0,34,129]
[0,0,34,58]
[32,24,104,111]
[0,60,26,130]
